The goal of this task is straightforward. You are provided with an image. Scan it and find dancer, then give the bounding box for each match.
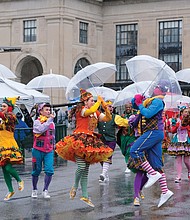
[167,106,190,182]
[128,81,174,208]
[97,100,129,183]
[0,97,24,201]
[56,89,113,207]
[117,103,137,173]
[31,103,55,199]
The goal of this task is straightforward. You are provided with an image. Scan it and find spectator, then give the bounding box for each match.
[14,112,30,144]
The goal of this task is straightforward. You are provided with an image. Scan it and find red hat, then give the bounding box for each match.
[80,88,93,102]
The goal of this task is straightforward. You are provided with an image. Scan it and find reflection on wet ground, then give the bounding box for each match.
[0,150,190,220]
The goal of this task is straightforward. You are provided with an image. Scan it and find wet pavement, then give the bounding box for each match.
[0,148,190,220]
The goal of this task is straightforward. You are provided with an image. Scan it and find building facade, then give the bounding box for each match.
[0,0,190,103]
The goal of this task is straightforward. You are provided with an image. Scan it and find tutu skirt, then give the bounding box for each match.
[0,130,23,166]
[56,132,113,164]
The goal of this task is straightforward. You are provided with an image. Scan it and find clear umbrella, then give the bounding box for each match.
[66,62,116,101]
[113,81,152,107]
[0,64,17,78]
[26,70,70,103]
[125,55,182,108]
[176,68,190,83]
[87,86,118,102]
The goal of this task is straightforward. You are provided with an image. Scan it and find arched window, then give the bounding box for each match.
[74,58,90,74]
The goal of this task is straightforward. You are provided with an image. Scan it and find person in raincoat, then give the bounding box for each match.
[128,80,174,208]
[56,89,113,208]
[0,97,24,201]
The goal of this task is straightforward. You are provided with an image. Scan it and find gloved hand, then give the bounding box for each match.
[101,99,108,110]
[131,98,139,110]
[134,94,144,106]
[97,95,103,103]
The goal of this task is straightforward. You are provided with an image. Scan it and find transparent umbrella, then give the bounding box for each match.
[176,68,190,83]
[113,81,152,107]
[125,55,182,108]
[26,70,70,103]
[87,86,118,102]
[66,62,117,101]
[0,64,17,78]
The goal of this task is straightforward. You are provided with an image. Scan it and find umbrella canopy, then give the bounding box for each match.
[125,55,175,82]
[0,77,50,112]
[87,86,118,102]
[26,72,70,89]
[113,81,152,107]
[0,64,17,78]
[66,62,116,100]
[176,95,190,105]
[176,68,190,83]
[125,55,182,107]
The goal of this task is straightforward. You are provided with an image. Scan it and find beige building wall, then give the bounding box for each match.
[0,0,190,102]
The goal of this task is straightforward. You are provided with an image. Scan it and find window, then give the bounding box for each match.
[79,22,88,44]
[159,20,182,72]
[116,24,138,81]
[23,20,37,42]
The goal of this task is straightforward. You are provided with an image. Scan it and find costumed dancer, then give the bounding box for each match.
[31,103,55,199]
[167,106,190,183]
[125,112,148,206]
[56,89,113,207]
[0,97,24,201]
[128,80,174,208]
[97,100,129,183]
[117,103,137,173]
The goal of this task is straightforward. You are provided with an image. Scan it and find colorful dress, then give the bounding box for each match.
[167,117,190,156]
[56,106,113,164]
[0,111,23,166]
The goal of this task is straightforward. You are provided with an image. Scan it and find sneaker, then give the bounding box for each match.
[18,180,24,191]
[69,186,76,199]
[31,190,38,198]
[144,172,162,188]
[125,167,131,173]
[174,177,181,183]
[133,197,140,206]
[139,191,145,200]
[42,190,50,199]
[99,174,109,183]
[4,192,15,201]
[158,190,174,208]
[80,197,95,208]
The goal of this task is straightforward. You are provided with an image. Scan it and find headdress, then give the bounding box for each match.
[105,100,113,105]
[80,88,93,102]
[3,96,19,107]
[2,96,19,112]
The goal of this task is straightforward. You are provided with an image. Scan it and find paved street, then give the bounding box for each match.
[0,148,190,220]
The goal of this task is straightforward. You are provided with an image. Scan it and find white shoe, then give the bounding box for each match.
[31,190,38,198]
[99,174,109,183]
[125,167,131,173]
[42,190,50,199]
[144,172,162,188]
[158,190,174,208]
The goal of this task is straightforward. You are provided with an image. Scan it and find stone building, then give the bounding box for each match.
[0,0,190,103]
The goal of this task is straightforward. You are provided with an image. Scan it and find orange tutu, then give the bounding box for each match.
[56,133,113,164]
